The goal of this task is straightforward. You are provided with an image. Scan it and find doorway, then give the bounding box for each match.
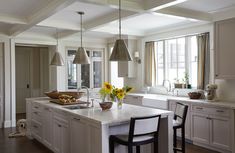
[15,46,49,120]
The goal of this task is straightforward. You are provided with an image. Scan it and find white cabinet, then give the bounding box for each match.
[191,104,232,152]
[42,106,53,149]
[123,95,142,106]
[53,113,70,153]
[70,117,88,153]
[70,115,102,153]
[215,18,235,79]
[118,39,137,78]
[169,101,191,140]
[191,113,210,144]
[31,102,43,142]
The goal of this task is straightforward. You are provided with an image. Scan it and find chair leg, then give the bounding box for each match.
[136,146,140,153]
[181,127,185,153]
[109,137,115,153]
[173,128,177,153]
[154,139,158,153]
[128,145,133,153]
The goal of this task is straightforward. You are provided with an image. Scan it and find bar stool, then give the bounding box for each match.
[173,102,188,153]
[109,115,161,153]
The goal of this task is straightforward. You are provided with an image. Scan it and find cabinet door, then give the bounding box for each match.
[169,102,191,140]
[210,116,231,151]
[53,119,62,153]
[42,107,53,149]
[61,123,70,153]
[215,18,235,79]
[70,117,88,153]
[191,113,210,144]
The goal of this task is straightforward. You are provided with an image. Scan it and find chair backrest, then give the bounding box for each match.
[128,115,161,142]
[174,102,188,126]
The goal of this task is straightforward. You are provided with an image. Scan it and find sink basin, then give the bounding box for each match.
[63,105,90,110]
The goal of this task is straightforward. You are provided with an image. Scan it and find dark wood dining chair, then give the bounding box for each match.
[173,102,188,153]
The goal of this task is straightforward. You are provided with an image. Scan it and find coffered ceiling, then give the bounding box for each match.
[0,0,234,39]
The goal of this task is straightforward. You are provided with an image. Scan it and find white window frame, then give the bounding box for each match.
[155,35,198,88]
[66,47,105,90]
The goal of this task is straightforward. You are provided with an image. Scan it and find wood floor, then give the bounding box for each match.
[0,128,219,153]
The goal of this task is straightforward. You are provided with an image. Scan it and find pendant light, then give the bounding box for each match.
[109,0,132,61]
[73,12,90,64]
[50,28,65,66]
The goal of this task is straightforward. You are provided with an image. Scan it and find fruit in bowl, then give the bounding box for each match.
[59,94,76,103]
[188,92,202,99]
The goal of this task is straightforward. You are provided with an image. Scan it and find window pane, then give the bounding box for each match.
[93,51,102,57]
[156,41,164,85]
[93,61,102,88]
[81,64,90,88]
[189,36,198,88]
[67,50,77,89]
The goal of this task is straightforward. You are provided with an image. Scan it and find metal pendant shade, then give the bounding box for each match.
[50,28,65,66]
[73,12,90,64]
[73,47,90,64]
[109,39,132,61]
[50,51,64,66]
[109,0,132,61]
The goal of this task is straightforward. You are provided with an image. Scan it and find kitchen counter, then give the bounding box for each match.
[127,93,235,109]
[26,97,174,153]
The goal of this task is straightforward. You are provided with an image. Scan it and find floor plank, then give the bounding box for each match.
[0,128,219,153]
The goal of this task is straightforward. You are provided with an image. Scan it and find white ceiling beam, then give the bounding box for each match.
[9,0,76,36]
[156,6,213,21]
[77,0,144,12]
[144,0,180,11]
[0,14,27,24]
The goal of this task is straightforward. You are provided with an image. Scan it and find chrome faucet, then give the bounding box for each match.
[78,86,89,103]
[162,80,171,92]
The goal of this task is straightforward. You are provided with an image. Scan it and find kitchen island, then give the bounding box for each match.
[26,97,173,153]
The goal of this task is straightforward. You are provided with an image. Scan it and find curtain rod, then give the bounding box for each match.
[146,32,210,43]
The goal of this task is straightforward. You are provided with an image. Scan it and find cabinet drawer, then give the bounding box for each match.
[31,120,42,141]
[32,109,42,123]
[32,102,42,110]
[209,108,230,117]
[192,105,230,117]
[192,105,208,113]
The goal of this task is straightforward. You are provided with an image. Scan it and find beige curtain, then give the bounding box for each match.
[197,33,210,89]
[144,42,156,86]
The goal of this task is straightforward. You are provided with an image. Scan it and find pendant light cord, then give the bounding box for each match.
[56,28,58,51]
[80,13,83,47]
[119,0,121,39]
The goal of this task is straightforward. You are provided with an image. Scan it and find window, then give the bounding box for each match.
[155,36,198,88]
[109,46,124,88]
[67,48,104,89]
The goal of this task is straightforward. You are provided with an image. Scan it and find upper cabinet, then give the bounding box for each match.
[215,18,235,79]
[118,39,137,78]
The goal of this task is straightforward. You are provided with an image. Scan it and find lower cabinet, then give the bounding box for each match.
[191,104,232,152]
[70,115,102,153]
[52,114,70,153]
[42,106,53,149]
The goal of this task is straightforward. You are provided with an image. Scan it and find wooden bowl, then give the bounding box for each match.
[44,91,85,99]
[59,91,84,99]
[99,102,113,111]
[188,92,202,99]
[44,91,60,99]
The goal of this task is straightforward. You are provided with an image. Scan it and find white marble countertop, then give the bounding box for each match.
[127,93,235,109]
[29,97,173,126]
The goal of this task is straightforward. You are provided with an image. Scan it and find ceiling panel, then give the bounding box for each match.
[177,0,235,12]
[39,1,116,25]
[0,0,51,18]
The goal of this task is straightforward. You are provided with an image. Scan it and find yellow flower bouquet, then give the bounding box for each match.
[99,82,133,108]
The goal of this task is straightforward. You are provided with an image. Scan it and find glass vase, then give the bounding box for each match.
[117,99,123,109]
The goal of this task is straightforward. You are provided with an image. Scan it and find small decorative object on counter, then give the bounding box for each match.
[205,84,218,101]
[188,92,202,99]
[99,82,133,110]
[99,102,113,111]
